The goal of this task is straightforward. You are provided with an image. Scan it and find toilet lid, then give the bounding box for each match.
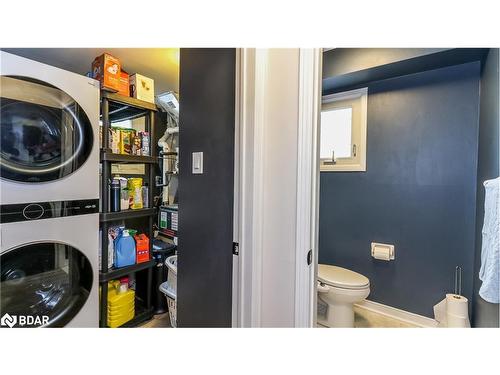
[318,264,369,289]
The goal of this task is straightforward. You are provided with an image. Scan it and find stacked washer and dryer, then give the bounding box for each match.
[0,52,100,327]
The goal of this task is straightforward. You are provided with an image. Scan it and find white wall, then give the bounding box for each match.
[237,49,302,327]
[261,49,300,326]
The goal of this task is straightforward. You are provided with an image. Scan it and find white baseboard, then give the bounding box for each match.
[354,300,438,328]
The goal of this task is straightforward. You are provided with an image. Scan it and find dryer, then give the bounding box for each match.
[0,51,99,204]
[0,200,99,327]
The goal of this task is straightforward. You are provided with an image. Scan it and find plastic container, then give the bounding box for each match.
[107,280,135,328]
[114,229,136,268]
[152,240,176,314]
[165,255,177,294]
[159,281,176,327]
[110,178,121,212]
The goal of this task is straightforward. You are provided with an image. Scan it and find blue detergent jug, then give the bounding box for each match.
[114,229,136,268]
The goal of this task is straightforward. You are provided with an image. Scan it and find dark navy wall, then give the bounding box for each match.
[177,49,235,327]
[319,62,481,318]
[323,48,488,94]
[472,48,499,327]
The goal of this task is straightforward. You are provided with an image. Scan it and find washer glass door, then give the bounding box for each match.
[0,76,94,183]
[0,242,93,327]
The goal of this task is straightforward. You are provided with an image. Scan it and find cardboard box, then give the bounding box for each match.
[118,70,129,97]
[119,129,135,155]
[92,53,121,91]
[130,73,155,103]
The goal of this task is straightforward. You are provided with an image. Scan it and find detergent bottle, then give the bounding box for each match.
[107,280,135,328]
[114,229,136,268]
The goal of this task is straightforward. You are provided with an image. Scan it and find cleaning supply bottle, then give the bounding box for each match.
[118,277,129,294]
[107,280,135,328]
[114,229,136,268]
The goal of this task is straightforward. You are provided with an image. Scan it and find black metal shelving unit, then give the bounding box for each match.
[100,208,157,222]
[99,91,157,328]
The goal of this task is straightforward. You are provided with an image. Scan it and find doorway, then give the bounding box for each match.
[300,48,499,328]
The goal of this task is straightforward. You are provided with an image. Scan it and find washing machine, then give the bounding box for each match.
[0,51,100,327]
[0,200,98,327]
[0,51,99,204]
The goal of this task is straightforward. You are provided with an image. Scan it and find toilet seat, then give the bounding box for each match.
[318,264,369,290]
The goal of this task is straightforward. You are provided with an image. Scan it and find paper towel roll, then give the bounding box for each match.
[433,298,447,325]
[446,294,468,316]
[447,314,470,328]
[433,294,471,328]
[445,294,470,328]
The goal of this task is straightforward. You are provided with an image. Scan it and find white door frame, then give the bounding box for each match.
[232,48,242,327]
[233,48,322,327]
[232,48,266,327]
[294,48,322,327]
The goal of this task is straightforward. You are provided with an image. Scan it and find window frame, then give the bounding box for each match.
[320,87,368,172]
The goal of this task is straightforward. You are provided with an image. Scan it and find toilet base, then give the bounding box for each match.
[326,302,355,328]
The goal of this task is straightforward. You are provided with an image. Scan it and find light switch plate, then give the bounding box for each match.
[192,152,203,174]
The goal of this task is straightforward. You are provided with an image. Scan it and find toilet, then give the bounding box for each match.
[317,264,370,328]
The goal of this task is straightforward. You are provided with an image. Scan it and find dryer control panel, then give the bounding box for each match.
[0,199,99,224]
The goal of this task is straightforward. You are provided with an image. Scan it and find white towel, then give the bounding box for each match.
[479,177,500,303]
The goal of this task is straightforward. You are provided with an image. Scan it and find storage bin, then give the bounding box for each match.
[159,281,176,327]
[165,255,177,294]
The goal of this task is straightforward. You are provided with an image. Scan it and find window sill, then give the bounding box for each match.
[320,162,366,172]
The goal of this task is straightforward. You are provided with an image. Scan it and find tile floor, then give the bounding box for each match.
[352,305,418,328]
[140,305,419,328]
[317,302,419,328]
[139,313,172,328]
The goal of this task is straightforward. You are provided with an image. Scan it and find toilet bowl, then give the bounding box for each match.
[317,264,370,328]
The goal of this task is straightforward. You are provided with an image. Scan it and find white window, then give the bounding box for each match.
[320,87,367,172]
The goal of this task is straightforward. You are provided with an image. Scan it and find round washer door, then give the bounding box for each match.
[0,242,93,328]
[0,75,94,183]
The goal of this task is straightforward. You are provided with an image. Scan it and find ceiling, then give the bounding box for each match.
[2,48,180,94]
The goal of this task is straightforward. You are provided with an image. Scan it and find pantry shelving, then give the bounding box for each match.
[100,151,157,164]
[119,299,154,328]
[100,208,156,222]
[99,91,157,328]
[101,91,156,123]
[99,259,157,282]
[102,90,157,111]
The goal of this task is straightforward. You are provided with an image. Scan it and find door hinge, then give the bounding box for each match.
[307,249,313,265]
[233,242,239,256]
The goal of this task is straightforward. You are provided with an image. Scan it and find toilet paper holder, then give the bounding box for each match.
[371,242,395,261]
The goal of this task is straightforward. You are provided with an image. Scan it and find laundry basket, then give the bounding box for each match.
[159,255,178,327]
[165,255,177,294]
[159,281,177,327]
